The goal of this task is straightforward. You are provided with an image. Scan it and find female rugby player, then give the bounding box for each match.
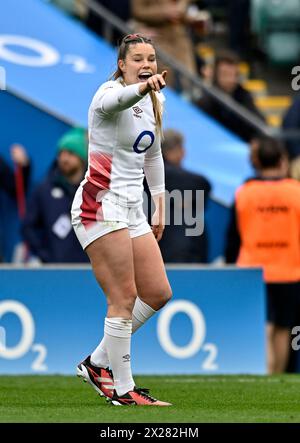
[72,34,172,406]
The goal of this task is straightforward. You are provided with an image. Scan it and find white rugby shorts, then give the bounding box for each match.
[71,184,151,250]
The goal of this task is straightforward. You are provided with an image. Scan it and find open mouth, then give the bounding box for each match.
[138,72,152,82]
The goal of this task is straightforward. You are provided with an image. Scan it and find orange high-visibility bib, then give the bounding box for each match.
[236,178,300,282]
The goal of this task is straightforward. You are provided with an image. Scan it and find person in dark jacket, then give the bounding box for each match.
[156,129,211,263]
[22,128,89,263]
[197,51,265,142]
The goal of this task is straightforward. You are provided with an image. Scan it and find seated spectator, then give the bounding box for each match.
[225,138,300,374]
[22,128,89,263]
[197,51,265,142]
[150,128,211,263]
[282,94,300,160]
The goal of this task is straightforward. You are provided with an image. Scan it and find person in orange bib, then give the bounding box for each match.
[225,138,300,374]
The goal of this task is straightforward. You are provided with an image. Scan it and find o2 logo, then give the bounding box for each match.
[0,300,47,371]
[0,34,95,73]
[157,300,218,371]
[133,131,155,154]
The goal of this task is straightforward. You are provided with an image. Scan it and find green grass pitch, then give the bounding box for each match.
[0,375,300,423]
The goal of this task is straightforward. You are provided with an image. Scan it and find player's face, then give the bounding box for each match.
[119,43,157,85]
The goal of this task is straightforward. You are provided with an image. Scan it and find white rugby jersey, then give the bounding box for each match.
[82,77,165,211]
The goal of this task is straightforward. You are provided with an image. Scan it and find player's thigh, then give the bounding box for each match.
[132,232,172,309]
[86,228,137,301]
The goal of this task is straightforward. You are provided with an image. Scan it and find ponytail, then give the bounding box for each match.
[150,90,163,138]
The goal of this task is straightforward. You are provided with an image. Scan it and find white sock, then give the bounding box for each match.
[132,296,156,332]
[104,317,135,396]
[90,297,156,368]
[91,339,110,368]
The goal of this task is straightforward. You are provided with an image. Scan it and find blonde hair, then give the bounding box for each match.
[112,34,163,137]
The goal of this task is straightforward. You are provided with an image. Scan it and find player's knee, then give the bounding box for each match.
[108,285,137,315]
[155,285,172,309]
[121,289,137,312]
[164,286,173,304]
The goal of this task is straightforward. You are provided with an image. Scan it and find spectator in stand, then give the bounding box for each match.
[154,129,211,263]
[131,0,197,90]
[0,144,31,262]
[282,94,300,160]
[225,138,300,374]
[22,128,89,263]
[197,50,265,142]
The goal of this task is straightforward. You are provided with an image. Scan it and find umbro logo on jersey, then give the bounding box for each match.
[133,106,143,118]
[133,106,143,114]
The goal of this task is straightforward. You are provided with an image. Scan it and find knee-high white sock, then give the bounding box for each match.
[90,297,156,368]
[132,296,156,332]
[91,338,110,368]
[104,317,135,396]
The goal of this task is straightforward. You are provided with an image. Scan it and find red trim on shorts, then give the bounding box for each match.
[80,182,103,227]
[80,152,112,227]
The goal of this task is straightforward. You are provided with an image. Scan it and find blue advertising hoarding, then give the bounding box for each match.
[0,267,266,375]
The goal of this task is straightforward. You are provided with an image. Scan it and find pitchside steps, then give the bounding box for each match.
[254,95,292,127]
[197,43,291,128]
[243,81,291,128]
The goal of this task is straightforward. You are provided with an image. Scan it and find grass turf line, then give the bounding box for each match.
[0,375,300,423]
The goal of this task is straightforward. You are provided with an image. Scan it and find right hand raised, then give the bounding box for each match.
[140,70,167,95]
